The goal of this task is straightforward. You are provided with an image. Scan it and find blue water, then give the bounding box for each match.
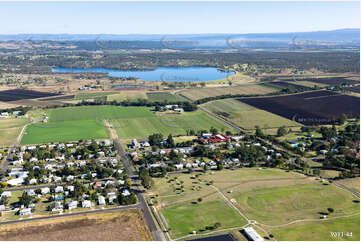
[52,66,233,82]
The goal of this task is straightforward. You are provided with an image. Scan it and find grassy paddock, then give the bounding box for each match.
[147,92,187,102]
[0,118,28,147]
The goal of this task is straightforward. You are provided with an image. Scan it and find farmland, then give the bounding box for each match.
[0,117,28,147]
[282,76,359,86]
[74,91,118,100]
[110,111,234,139]
[0,89,59,102]
[0,209,151,241]
[147,92,187,102]
[201,98,300,129]
[265,81,312,92]
[107,91,148,101]
[150,168,360,240]
[178,84,277,101]
[239,91,360,125]
[21,119,108,144]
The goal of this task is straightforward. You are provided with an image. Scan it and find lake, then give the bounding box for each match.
[52,66,233,82]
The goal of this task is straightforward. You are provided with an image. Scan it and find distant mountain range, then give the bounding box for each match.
[0,29,359,50]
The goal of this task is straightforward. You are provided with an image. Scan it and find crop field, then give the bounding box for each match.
[74,91,119,100]
[147,92,187,102]
[265,81,312,91]
[0,209,151,241]
[107,91,148,101]
[201,98,300,129]
[21,120,108,144]
[47,106,153,122]
[178,84,277,101]
[151,168,360,240]
[239,91,360,125]
[0,118,28,147]
[110,111,233,138]
[0,89,59,102]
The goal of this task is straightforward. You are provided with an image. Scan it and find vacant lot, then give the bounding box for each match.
[179,85,276,101]
[47,106,153,122]
[201,98,300,129]
[111,111,234,139]
[0,209,151,241]
[240,91,360,125]
[21,120,108,144]
[338,177,360,195]
[147,92,187,102]
[0,89,59,102]
[0,118,28,147]
[107,91,148,101]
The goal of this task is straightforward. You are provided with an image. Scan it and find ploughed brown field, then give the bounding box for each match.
[239,90,360,125]
[0,209,151,241]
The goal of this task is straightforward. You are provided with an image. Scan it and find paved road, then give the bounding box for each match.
[114,139,165,241]
[0,204,139,226]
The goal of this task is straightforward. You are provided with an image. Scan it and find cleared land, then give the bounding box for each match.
[147,92,187,102]
[240,91,360,125]
[178,84,276,101]
[107,91,148,101]
[74,91,118,100]
[150,168,360,240]
[0,209,151,241]
[0,118,28,147]
[337,177,360,195]
[111,111,234,139]
[201,98,300,129]
[0,89,59,102]
[281,76,359,86]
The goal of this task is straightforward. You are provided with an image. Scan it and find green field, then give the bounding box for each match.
[147,92,187,102]
[110,111,234,138]
[0,118,28,147]
[201,98,300,129]
[150,168,360,240]
[47,106,153,122]
[107,91,148,101]
[270,215,360,241]
[162,199,248,238]
[21,120,108,144]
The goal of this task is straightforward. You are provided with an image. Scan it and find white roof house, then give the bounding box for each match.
[82,200,92,208]
[19,208,32,216]
[1,191,11,198]
[98,196,106,205]
[29,178,37,185]
[108,195,117,204]
[27,189,36,196]
[55,186,64,193]
[122,189,131,197]
[243,227,264,242]
[7,178,24,186]
[68,201,78,209]
[41,187,50,194]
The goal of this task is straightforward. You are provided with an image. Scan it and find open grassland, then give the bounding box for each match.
[162,197,248,238]
[21,120,108,144]
[338,177,360,194]
[74,91,119,100]
[179,84,276,101]
[234,182,359,225]
[111,111,233,139]
[47,106,153,122]
[0,118,28,147]
[107,91,148,101]
[150,168,359,240]
[269,215,360,241]
[0,209,151,241]
[147,92,187,102]
[202,98,300,129]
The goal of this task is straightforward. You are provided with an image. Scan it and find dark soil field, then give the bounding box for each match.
[0,209,151,241]
[343,85,360,93]
[284,77,359,86]
[39,95,75,101]
[0,89,59,102]
[267,81,312,91]
[239,91,360,125]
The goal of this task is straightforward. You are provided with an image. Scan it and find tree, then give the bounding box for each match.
[166,134,175,148]
[327,208,334,213]
[216,162,223,171]
[255,126,264,137]
[214,222,221,229]
[197,198,203,203]
[210,127,218,135]
[339,113,347,125]
[19,192,32,207]
[277,126,287,137]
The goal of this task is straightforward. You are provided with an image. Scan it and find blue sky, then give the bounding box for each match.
[0,1,359,34]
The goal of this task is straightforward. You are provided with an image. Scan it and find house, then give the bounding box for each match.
[141,141,150,147]
[27,190,36,196]
[122,189,131,197]
[131,139,140,149]
[19,208,32,216]
[52,201,63,212]
[108,195,117,204]
[7,178,24,186]
[231,136,244,141]
[68,201,78,209]
[67,185,75,192]
[55,186,64,193]
[29,178,37,185]
[66,175,74,181]
[82,200,92,208]
[103,140,111,146]
[98,196,106,205]
[243,227,264,242]
[175,164,184,170]
[174,108,184,112]
[1,191,11,198]
[41,187,50,194]
[0,205,5,211]
[319,150,328,155]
